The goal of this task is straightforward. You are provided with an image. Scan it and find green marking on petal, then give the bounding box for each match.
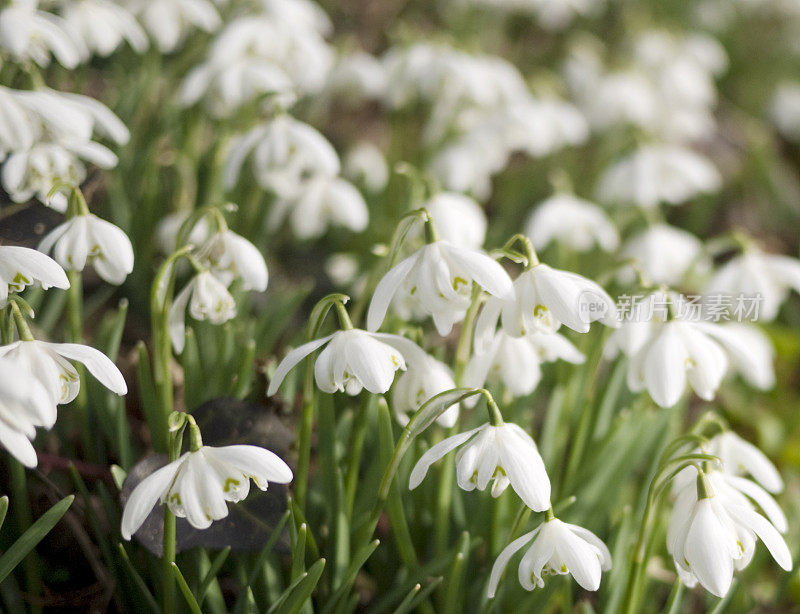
[223,477,240,493]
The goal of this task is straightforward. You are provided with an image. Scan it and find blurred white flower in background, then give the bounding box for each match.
[0,246,69,306]
[525,192,618,253]
[121,444,292,537]
[770,82,800,141]
[391,350,459,427]
[61,0,148,59]
[0,0,85,68]
[416,192,487,250]
[125,0,221,54]
[343,142,389,193]
[596,144,721,208]
[155,211,212,254]
[488,516,612,596]
[326,50,387,102]
[39,213,134,285]
[618,224,706,286]
[409,421,551,511]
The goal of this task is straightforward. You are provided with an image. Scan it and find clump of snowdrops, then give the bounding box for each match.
[0,0,799,612]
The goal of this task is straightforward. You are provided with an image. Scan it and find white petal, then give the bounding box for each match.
[120,457,183,540]
[408,428,480,490]
[683,500,734,597]
[487,528,539,598]
[726,504,792,571]
[206,445,293,487]
[40,342,127,395]
[444,243,514,300]
[367,251,420,332]
[266,334,334,396]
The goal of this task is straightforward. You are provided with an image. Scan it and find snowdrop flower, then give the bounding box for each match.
[627,318,728,407]
[392,353,459,427]
[618,224,706,286]
[667,475,791,597]
[417,193,487,250]
[0,0,85,68]
[696,322,775,390]
[488,516,612,596]
[127,0,220,54]
[409,421,551,511]
[2,143,91,209]
[194,229,268,292]
[326,50,387,101]
[604,291,666,360]
[0,339,127,406]
[121,444,292,538]
[428,132,507,200]
[464,330,584,398]
[367,240,514,336]
[224,117,340,197]
[155,211,212,255]
[269,175,368,240]
[168,271,236,353]
[0,358,57,467]
[0,246,69,306]
[475,263,618,350]
[770,82,800,141]
[525,193,618,253]
[705,247,800,321]
[706,431,783,493]
[596,145,721,208]
[39,214,134,285]
[343,142,389,193]
[501,99,589,157]
[61,0,148,59]
[267,329,418,396]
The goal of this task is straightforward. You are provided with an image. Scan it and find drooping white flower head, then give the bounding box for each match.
[525,192,618,253]
[224,116,340,197]
[488,517,612,597]
[155,211,212,255]
[267,329,417,396]
[464,330,584,399]
[0,339,127,406]
[61,0,148,59]
[626,318,728,408]
[596,144,721,208]
[0,0,85,68]
[270,175,369,240]
[127,0,221,54]
[194,229,268,292]
[418,193,487,250]
[409,421,551,511]
[367,239,514,336]
[475,263,618,351]
[39,213,134,285]
[667,477,791,597]
[392,353,459,428]
[618,223,706,286]
[0,246,69,306]
[343,142,389,193]
[705,247,800,321]
[0,358,58,467]
[697,322,775,390]
[168,271,236,353]
[326,50,387,102]
[121,444,292,538]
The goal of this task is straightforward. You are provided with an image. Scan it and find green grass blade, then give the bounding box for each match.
[171,562,203,614]
[197,546,231,605]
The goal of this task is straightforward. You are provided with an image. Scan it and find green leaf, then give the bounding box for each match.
[197,546,231,605]
[0,495,74,584]
[392,577,443,614]
[0,496,8,530]
[275,558,326,614]
[323,539,380,614]
[171,562,203,614]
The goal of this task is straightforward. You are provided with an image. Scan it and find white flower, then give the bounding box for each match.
[420,193,487,250]
[667,484,791,597]
[409,421,551,511]
[0,339,127,406]
[707,431,783,493]
[0,358,57,467]
[343,142,389,193]
[267,329,416,396]
[488,517,612,596]
[464,330,584,398]
[0,86,38,156]
[696,322,775,390]
[0,245,69,306]
[39,213,134,285]
[367,240,514,336]
[525,193,618,253]
[596,144,721,208]
[155,211,212,254]
[269,175,368,240]
[224,116,339,197]
[770,82,800,141]
[392,352,459,428]
[326,50,387,101]
[428,132,507,200]
[475,264,618,350]
[618,224,706,286]
[705,247,800,321]
[0,0,85,68]
[61,0,148,59]
[168,271,236,353]
[626,318,728,407]
[128,0,221,54]
[121,444,292,538]
[194,230,268,292]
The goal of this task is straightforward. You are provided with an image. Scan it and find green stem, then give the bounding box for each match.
[454,283,482,383]
[10,302,34,342]
[162,419,185,614]
[9,459,42,614]
[344,395,372,519]
[295,356,315,513]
